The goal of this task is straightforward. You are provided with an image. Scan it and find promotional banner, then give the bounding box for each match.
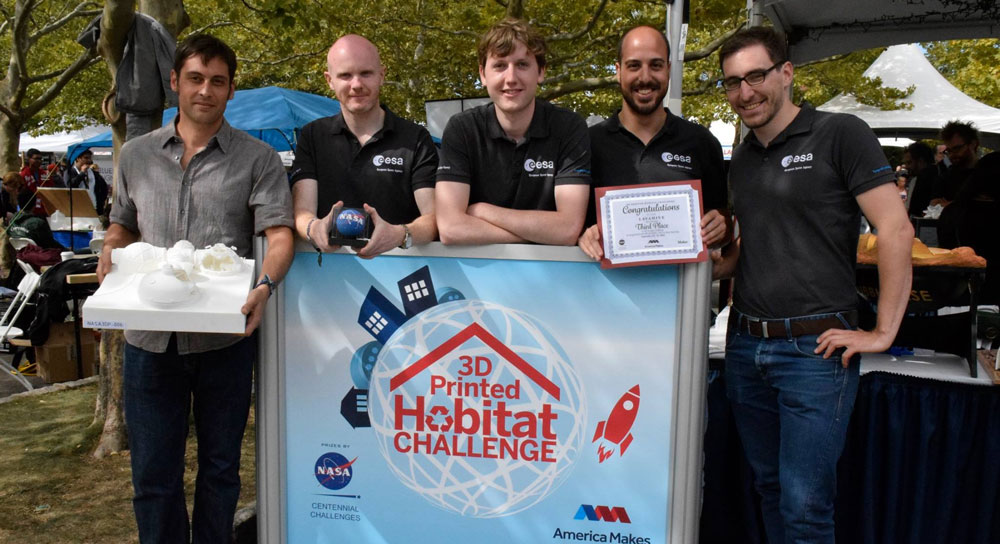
[283,252,679,543]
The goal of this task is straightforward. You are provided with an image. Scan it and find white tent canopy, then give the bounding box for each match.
[18,126,109,154]
[817,44,1000,149]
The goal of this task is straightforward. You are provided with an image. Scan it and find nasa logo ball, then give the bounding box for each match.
[336,209,366,236]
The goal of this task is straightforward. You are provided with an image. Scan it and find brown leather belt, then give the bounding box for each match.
[731,310,857,339]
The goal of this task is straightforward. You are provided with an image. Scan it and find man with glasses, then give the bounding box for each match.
[713,27,913,544]
[931,120,979,206]
[577,25,728,260]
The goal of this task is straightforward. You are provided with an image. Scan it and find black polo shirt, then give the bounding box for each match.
[588,108,727,225]
[290,106,438,225]
[730,105,895,319]
[435,99,591,211]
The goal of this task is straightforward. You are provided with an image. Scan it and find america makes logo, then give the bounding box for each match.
[574,505,632,523]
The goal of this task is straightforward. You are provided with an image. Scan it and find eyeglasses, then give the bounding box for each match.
[722,61,785,92]
[943,143,968,155]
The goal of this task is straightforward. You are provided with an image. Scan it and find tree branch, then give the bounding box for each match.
[240,0,268,15]
[538,75,617,100]
[29,2,101,44]
[381,17,478,37]
[683,24,742,62]
[0,103,17,123]
[8,4,34,108]
[682,77,721,97]
[546,0,609,42]
[27,56,101,84]
[188,21,235,35]
[547,33,617,66]
[797,53,850,68]
[22,47,98,120]
[237,49,326,66]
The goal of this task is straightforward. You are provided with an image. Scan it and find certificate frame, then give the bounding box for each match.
[595,180,707,269]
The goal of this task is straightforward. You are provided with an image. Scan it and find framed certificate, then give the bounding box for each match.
[595,180,707,268]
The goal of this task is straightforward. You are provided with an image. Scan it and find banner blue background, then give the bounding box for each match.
[283,252,680,543]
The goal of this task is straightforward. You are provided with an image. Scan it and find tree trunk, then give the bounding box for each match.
[0,116,20,192]
[91,0,187,459]
[92,329,127,457]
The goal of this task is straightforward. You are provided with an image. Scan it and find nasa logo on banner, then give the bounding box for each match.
[314,452,356,490]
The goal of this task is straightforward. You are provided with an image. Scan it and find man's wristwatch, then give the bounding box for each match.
[255,274,276,297]
[399,224,413,250]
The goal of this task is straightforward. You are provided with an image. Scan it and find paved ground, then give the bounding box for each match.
[0,352,48,400]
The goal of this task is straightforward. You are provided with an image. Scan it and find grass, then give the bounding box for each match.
[0,383,256,543]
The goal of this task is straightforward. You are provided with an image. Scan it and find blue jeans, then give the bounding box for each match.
[725,310,859,544]
[124,335,255,544]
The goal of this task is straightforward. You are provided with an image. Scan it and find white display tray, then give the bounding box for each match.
[82,258,254,334]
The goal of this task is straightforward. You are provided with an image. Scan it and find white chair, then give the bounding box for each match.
[0,260,41,390]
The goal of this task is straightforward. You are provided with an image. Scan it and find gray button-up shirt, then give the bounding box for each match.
[110,119,294,354]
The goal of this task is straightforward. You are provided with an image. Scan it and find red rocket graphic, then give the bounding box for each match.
[592,385,640,463]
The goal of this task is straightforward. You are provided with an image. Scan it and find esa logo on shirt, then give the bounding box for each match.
[661,152,692,165]
[524,158,555,173]
[781,153,813,168]
[373,155,405,167]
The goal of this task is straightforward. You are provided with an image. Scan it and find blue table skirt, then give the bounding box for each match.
[700,371,1000,543]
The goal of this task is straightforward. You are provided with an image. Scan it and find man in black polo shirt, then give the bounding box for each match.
[291,34,438,257]
[578,25,728,260]
[713,28,913,544]
[435,18,590,245]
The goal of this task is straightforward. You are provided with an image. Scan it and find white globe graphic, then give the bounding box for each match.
[368,299,586,518]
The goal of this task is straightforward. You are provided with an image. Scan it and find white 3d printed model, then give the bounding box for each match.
[84,240,254,334]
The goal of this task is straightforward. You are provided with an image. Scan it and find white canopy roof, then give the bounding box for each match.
[18,126,109,154]
[817,44,1000,149]
[761,0,1000,64]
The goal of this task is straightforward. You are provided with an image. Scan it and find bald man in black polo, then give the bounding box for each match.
[578,25,728,260]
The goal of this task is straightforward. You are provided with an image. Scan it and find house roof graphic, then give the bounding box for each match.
[389,322,561,400]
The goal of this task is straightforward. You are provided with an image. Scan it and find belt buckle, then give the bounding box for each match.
[748,316,768,338]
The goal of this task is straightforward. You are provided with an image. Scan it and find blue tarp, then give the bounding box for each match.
[67,86,340,161]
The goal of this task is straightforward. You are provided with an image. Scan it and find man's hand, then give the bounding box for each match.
[96,247,113,283]
[356,204,405,259]
[710,237,740,280]
[241,284,270,336]
[577,225,603,261]
[309,201,343,252]
[701,209,728,248]
[814,328,894,368]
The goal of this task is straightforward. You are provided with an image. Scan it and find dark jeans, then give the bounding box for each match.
[124,335,255,544]
[725,310,859,544]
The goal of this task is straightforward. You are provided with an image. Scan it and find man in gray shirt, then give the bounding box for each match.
[96,34,294,543]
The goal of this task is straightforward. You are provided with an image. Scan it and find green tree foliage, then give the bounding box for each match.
[0,0,104,171]
[925,39,1000,108]
[18,0,996,142]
